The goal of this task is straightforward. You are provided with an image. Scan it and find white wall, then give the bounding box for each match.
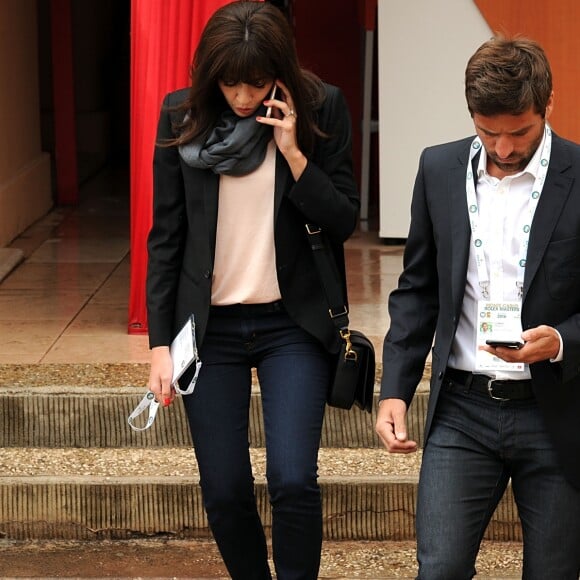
[378,0,491,238]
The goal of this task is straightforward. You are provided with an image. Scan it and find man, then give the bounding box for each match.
[376,36,580,579]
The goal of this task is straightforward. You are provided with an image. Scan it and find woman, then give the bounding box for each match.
[146,2,359,578]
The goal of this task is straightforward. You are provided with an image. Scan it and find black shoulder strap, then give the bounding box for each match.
[305,224,350,332]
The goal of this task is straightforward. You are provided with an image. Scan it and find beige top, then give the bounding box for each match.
[211,140,282,305]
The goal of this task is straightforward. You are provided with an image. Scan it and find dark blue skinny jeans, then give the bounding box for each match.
[416,376,580,580]
[182,302,330,580]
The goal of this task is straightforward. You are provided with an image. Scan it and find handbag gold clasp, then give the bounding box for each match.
[340,328,358,362]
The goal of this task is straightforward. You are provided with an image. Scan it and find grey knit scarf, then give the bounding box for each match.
[178,105,272,176]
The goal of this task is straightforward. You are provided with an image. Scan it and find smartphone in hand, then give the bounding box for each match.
[485,340,524,349]
[265,83,278,118]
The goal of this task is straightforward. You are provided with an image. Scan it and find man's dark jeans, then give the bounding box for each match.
[416,377,580,579]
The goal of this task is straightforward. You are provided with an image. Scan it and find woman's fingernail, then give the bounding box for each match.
[164,398,171,406]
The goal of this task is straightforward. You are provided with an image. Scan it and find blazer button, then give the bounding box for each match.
[203,270,211,279]
[437,371,443,379]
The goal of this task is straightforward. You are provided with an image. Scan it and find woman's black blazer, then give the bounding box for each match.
[146,82,360,354]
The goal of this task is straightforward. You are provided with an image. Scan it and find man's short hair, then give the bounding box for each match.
[465,36,553,117]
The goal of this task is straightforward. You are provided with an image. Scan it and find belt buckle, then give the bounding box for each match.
[487,379,509,401]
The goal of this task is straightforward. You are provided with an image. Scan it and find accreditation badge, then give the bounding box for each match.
[170,315,198,385]
[475,300,525,372]
[127,315,202,432]
[171,315,202,395]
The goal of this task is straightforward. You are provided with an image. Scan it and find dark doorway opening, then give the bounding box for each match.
[38,0,130,196]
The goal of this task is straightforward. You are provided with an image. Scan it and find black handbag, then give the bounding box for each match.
[306,224,376,413]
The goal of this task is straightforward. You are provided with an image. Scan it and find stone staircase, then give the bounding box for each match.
[0,363,523,578]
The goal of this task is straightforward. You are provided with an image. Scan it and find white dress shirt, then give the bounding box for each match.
[448,131,556,379]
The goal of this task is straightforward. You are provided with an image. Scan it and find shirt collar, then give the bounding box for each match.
[476,124,547,181]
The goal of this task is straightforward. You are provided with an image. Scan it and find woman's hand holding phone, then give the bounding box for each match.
[259,80,306,180]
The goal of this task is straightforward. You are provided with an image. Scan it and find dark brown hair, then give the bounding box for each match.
[465,36,553,117]
[165,1,326,154]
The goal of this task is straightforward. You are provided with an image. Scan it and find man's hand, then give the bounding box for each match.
[375,398,418,453]
[479,324,560,364]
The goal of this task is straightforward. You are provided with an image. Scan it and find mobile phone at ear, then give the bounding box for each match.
[265,84,278,118]
[485,340,524,349]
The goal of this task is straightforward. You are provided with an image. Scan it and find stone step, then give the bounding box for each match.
[0,383,429,449]
[0,447,521,543]
[0,363,431,449]
[0,537,523,579]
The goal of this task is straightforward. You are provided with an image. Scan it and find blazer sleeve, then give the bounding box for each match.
[146,91,188,348]
[285,84,359,242]
[380,147,440,404]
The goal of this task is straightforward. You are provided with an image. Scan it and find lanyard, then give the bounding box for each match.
[174,360,202,395]
[465,125,552,299]
[127,361,202,432]
[127,391,160,432]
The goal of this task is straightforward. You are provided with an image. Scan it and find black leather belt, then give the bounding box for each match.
[445,367,534,401]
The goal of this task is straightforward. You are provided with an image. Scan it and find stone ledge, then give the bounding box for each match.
[0,447,421,478]
[0,362,432,449]
[0,361,432,389]
[0,475,520,542]
[0,363,149,389]
[0,390,428,449]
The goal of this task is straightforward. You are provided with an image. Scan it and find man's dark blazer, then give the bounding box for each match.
[381,133,580,488]
[147,83,359,358]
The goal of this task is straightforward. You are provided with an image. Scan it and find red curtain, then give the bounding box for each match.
[128,0,232,334]
[358,0,376,31]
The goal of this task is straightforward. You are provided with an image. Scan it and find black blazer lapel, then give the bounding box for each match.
[449,146,478,312]
[523,136,574,299]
